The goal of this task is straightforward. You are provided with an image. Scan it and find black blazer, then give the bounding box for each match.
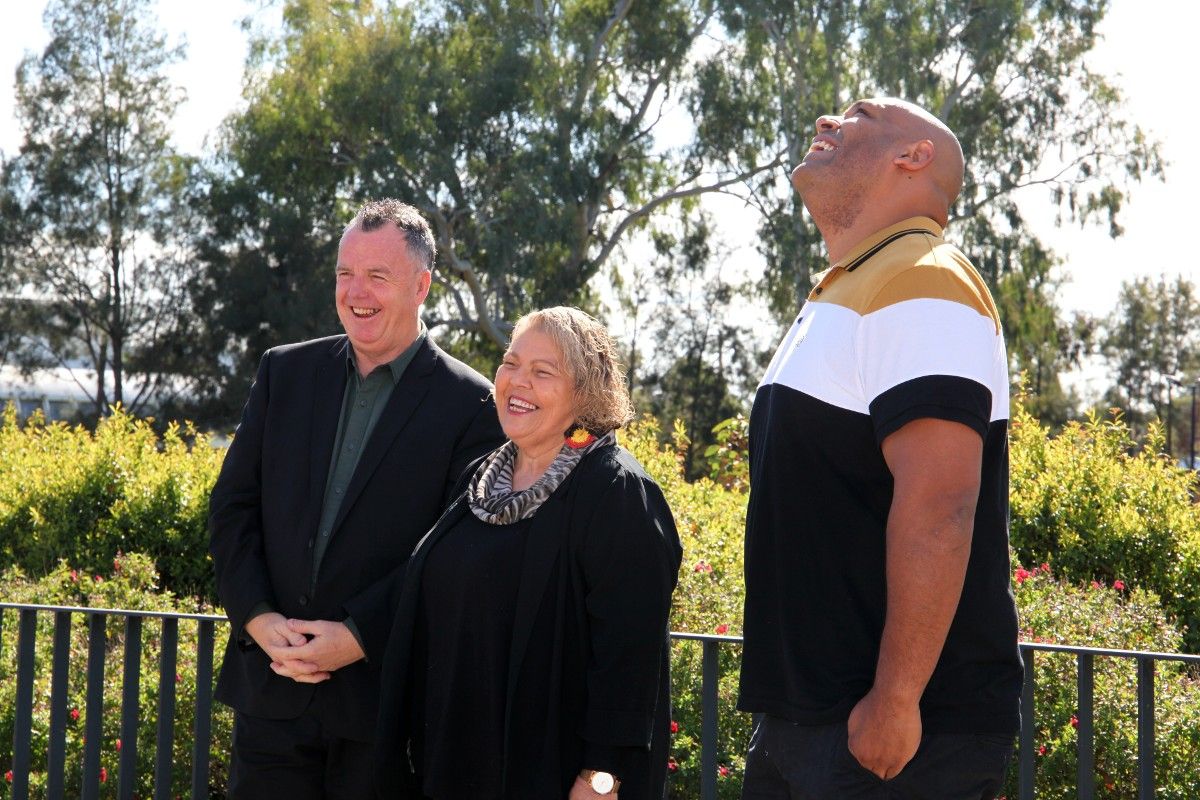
[209,334,504,741]
[374,442,683,799]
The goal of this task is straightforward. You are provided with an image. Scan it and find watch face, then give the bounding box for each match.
[590,772,615,793]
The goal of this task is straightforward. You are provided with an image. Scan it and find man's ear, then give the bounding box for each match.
[893,139,935,172]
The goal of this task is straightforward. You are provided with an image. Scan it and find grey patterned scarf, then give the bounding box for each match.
[468,431,616,525]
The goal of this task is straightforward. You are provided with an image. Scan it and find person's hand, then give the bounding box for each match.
[568,775,617,800]
[244,612,330,683]
[846,688,921,780]
[282,619,366,674]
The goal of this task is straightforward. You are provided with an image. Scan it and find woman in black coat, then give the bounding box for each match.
[374,307,683,800]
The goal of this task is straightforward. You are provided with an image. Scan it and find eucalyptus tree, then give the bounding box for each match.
[1,0,197,417]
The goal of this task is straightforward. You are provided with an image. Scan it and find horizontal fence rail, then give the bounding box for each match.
[3,602,1199,800]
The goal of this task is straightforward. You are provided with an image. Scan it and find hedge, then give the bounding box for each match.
[2,401,1200,797]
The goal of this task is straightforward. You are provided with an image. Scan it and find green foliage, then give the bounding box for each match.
[1003,565,1200,799]
[0,0,200,417]
[0,406,224,600]
[622,417,749,797]
[0,556,233,799]
[1009,400,1200,651]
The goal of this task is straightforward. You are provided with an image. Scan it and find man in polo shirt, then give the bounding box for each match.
[209,199,504,798]
[738,98,1022,798]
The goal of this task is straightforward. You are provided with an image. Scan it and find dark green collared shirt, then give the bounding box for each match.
[311,327,427,588]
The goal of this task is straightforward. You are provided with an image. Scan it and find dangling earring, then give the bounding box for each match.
[565,425,596,449]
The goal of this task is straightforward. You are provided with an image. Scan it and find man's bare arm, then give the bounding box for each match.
[847,417,982,780]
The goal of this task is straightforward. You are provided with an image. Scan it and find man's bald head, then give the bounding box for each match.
[869,97,965,208]
[791,97,965,248]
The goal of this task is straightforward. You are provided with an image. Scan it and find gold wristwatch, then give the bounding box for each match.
[581,769,621,795]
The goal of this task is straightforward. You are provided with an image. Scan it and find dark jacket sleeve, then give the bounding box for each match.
[576,459,683,770]
[208,351,277,635]
[341,400,505,663]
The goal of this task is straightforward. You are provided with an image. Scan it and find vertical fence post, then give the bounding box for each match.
[46,611,73,798]
[119,615,143,800]
[11,609,38,800]
[190,619,215,799]
[154,616,179,800]
[1137,657,1155,800]
[1076,652,1094,800]
[81,613,108,800]
[1019,645,1035,800]
[700,639,719,800]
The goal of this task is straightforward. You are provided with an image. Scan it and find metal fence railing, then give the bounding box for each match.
[3,602,1199,800]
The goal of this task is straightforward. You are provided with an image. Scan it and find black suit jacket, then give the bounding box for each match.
[209,334,504,740]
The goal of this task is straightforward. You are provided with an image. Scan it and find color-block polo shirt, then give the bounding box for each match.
[737,217,1023,735]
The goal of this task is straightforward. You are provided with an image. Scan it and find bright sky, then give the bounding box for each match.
[1,0,1197,398]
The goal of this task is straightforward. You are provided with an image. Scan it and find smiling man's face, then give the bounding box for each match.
[335,223,430,375]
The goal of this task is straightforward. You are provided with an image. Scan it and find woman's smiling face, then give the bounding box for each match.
[494,325,579,455]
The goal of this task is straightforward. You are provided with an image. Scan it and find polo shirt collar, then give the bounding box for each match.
[829,216,943,272]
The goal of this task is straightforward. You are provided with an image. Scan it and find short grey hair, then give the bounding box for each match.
[511,306,634,434]
[344,199,437,271]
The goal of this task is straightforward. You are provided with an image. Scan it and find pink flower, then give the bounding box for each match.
[1113,580,1125,591]
[70,570,79,582]
[93,575,103,583]
[99,766,107,783]
[1091,580,1102,590]
[667,758,678,773]
[70,708,80,721]
[116,738,122,751]
[693,560,713,574]
[718,765,730,777]
[714,624,729,635]
[670,720,679,734]
[1041,562,1050,574]
[1038,745,1047,756]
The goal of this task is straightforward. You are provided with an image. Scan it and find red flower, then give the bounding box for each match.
[670,720,679,734]
[667,758,678,773]
[1014,567,1031,585]
[1041,562,1050,574]
[1070,715,1079,729]
[93,575,103,583]
[99,767,107,783]
[113,557,122,572]
[1038,745,1047,756]
[718,765,730,777]
[1091,580,1101,590]
[115,738,122,751]
[175,673,182,684]
[5,770,12,782]
[714,624,729,635]
[70,708,80,721]
[1113,580,1125,591]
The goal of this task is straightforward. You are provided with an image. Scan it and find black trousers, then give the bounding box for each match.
[227,709,375,800]
[741,714,1013,800]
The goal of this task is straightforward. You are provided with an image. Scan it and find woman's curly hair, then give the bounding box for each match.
[510,306,634,434]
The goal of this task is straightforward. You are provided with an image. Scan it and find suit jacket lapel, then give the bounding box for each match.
[308,337,350,521]
[331,337,437,534]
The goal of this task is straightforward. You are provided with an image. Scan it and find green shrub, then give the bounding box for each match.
[0,405,224,600]
[0,555,233,800]
[1010,402,1200,651]
[1002,564,1200,799]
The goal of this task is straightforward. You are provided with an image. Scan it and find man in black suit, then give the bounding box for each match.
[209,199,504,799]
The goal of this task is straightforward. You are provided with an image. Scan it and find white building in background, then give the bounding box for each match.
[0,365,97,421]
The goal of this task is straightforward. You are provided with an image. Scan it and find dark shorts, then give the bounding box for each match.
[741,714,1012,800]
